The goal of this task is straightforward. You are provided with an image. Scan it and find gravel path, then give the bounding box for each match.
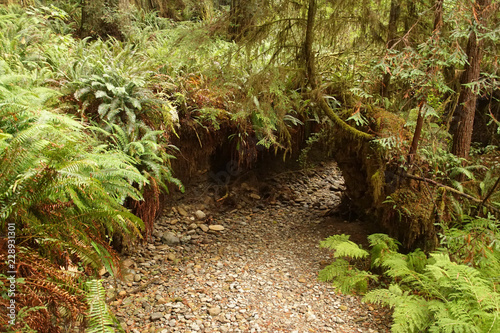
[106,162,392,332]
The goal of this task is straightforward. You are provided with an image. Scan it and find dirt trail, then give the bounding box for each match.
[107,161,392,332]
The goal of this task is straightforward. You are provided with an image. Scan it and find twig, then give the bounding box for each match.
[402,173,500,214]
[474,176,500,215]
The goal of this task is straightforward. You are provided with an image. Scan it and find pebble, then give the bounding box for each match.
[162,232,180,246]
[208,306,221,316]
[177,206,188,216]
[209,225,225,231]
[195,210,206,220]
[151,312,163,321]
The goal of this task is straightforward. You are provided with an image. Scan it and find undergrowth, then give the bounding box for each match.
[319,215,500,332]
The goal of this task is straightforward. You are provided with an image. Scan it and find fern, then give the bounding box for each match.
[320,234,370,259]
[85,279,117,333]
[319,258,377,294]
[0,92,147,279]
[319,234,376,293]
[363,248,500,332]
[365,284,433,333]
[320,228,500,332]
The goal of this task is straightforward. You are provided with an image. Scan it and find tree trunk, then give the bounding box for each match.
[381,0,401,98]
[433,0,443,33]
[302,0,317,89]
[406,0,443,164]
[451,0,491,158]
[229,0,254,40]
[79,0,125,40]
[407,102,425,164]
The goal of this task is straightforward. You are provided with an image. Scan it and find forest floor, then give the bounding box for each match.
[105,160,393,333]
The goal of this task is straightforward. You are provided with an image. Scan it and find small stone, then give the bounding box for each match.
[199,224,209,232]
[122,258,135,268]
[134,274,141,282]
[167,253,176,261]
[106,289,116,300]
[177,207,188,217]
[161,232,180,246]
[306,312,316,321]
[195,210,206,220]
[122,297,133,305]
[209,225,225,231]
[150,312,163,321]
[180,235,192,243]
[340,305,348,311]
[118,290,127,297]
[189,223,198,230]
[249,193,261,200]
[208,306,221,316]
[98,267,107,276]
[298,277,306,283]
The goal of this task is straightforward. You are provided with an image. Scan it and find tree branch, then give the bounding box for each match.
[308,91,374,141]
[403,173,500,214]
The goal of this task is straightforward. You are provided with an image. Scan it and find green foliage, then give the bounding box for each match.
[364,252,500,333]
[320,216,500,333]
[85,279,122,333]
[0,105,146,271]
[318,258,376,294]
[319,234,377,293]
[92,123,183,193]
[320,234,370,259]
[439,215,500,279]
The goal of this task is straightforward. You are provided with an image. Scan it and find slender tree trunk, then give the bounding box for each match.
[406,0,443,164]
[433,0,443,32]
[229,0,254,40]
[451,0,491,158]
[302,0,317,89]
[381,0,400,98]
[407,102,425,164]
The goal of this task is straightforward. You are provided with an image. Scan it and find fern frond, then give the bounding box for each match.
[365,284,432,333]
[319,259,376,294]
[85,280,116,333]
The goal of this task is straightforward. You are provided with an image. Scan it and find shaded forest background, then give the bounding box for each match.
[0,0,499,331]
